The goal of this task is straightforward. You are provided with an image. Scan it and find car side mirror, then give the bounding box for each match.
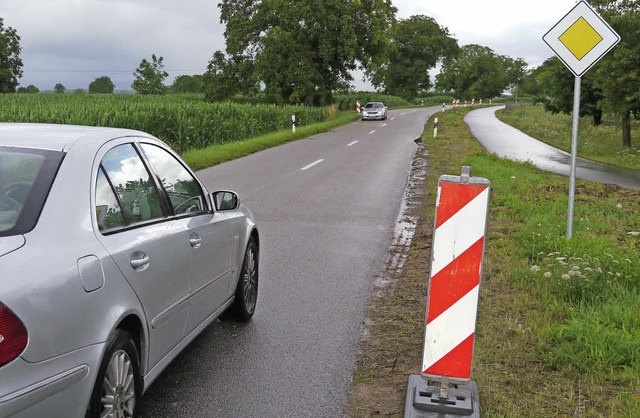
[212,191,239,211]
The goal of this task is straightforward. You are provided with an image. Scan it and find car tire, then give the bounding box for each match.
[86,329,141,418]
[231,239,259,322]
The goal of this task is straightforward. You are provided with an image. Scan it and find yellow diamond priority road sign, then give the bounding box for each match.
[543,1,620,77]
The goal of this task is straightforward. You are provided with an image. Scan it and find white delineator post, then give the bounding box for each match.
[422,169,490,383]
[292,114,296,133]
[433,117,438,138]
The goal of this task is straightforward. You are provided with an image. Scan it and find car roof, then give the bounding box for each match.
[0,123,154,152]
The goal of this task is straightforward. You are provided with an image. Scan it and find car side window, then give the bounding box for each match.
[140,143,207,215]
[95,168,126,231]
[96,144,164,231]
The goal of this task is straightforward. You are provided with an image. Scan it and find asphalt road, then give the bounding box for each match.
[465,106,640,190]
[138,107,440,417]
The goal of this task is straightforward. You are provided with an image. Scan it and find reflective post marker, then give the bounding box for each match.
[422,168,490,382]
[405,167,487,418]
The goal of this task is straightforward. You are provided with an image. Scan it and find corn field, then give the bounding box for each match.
[0,94,330,152]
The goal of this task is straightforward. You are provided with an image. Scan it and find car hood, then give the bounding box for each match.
[0,235,26,257]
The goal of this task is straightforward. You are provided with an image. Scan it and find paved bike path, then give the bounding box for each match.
[464,106,640,190]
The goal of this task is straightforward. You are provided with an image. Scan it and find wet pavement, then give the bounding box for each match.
[464,106,640,190]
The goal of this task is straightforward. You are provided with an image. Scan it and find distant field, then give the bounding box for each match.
[0,94,331,152]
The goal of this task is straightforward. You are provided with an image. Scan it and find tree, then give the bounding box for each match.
[534,57,604,126]
[435,44,510,99]
[17,84,39,93]
[590,0,640,147]
[0,18,23,93]
[89,76,115,94]
[214,0,397,105]
[500,56,528,101]
[202,51,257,102]
[168,75,203,94]
[132,54,169,95]
[368,15,458,100]
[54,83,66,94]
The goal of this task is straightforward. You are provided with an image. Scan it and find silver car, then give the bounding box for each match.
[0,123,259,418]
[361,102,388,121]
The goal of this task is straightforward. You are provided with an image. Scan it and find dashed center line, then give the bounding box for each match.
[368,130,376,135]
[347,141,358,147]
[301,159,324,171]
[382,123,388,127]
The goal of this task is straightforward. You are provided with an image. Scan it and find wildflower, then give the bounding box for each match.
[585,267,593,272]
[596,267,602,273]
[531,265,540,272]
[562,274,570,280]
[628,232,640,236]
[571,265,581,271]
[616,204,622,209]
[568,270,576,277]
[544,272,552,279]
[555,257,566,261]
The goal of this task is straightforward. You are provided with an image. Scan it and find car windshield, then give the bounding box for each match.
[365,103,383,109]
[0,147,63,236]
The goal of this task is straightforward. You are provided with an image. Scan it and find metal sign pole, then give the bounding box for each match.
[567,76,582,239]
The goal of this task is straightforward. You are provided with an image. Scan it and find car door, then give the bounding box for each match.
[139,143,234,334]
[94,142,191,368]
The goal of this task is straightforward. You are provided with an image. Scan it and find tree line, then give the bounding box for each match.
[1,0,639,146]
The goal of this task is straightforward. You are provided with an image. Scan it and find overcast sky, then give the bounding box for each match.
[1,0,578,91]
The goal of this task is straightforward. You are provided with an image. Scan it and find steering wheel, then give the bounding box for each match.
[0,194,21,211]
[3,182,32,204]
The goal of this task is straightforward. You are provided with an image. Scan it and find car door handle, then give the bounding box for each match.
[130,254,150,270]
[189,234,202,248]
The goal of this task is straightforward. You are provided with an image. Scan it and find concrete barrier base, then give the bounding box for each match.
[404,375,480,417]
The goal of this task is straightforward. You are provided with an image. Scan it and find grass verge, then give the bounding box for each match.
[181,111,359,170]
[346,107,640,416]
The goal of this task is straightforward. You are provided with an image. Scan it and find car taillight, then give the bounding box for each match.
[0,303,28,368]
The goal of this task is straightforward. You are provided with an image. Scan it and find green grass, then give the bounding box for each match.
[496,103,640,171]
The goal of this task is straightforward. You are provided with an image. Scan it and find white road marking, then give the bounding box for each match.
[347,141,358,147]
[391,117,395,121]
[368,130,376,135]
[382,123,387,127]
[301,159,324,171]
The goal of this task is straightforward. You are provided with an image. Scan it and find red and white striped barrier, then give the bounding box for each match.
[356,100,361,114]
[421,169,490,383]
